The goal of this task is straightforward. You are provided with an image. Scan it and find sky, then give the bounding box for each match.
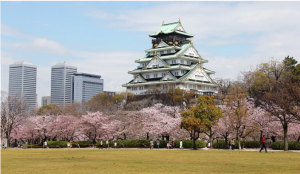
[1,1,300,106]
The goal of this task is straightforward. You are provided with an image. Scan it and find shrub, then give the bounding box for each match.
[271,141,300,150]
[212,140,260,149]
[73,141,92,148]
[244,141,260,148]
[212,140,228,149]
[47,141,69,148]
[173,140,206,148]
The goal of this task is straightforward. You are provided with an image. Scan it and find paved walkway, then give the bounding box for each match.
[5,147,300,152]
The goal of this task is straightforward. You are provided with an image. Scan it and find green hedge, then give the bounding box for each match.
[271,141,300,150]
[47,141,69,148]
[173,140,206,148]
[212,140,260,149]
[73,141,92,148]
[28,140,206,149]
[95,140,206,149]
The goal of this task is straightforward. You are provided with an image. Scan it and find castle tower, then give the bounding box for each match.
[122,20,218,95]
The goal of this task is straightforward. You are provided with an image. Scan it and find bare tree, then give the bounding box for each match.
[1,91,28,147]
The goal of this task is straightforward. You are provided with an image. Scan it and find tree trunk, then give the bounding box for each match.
[237,129,241,150]
[297,135,300,142]
[260,130,263,148]
[193,138,197,150]
[283,123,288,151]
[209,128,213,149]
[146,132,149,140]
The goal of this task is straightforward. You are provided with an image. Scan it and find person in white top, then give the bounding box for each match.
[114,142,117,148]
[180,140,183,149]
[100,141,103,149]
[106,140,109,149]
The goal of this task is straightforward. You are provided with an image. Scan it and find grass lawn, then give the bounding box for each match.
[1,148,300,174]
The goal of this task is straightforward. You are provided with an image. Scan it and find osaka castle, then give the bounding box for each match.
[122,20,218,95]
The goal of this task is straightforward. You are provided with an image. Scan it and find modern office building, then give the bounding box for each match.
[122,20,218,95]
[51,62,77,108]
[9,61,37,110]
[41,96,51,106]
[71,73,104,103]
[104,91,116,98]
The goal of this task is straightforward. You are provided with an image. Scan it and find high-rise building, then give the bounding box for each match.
[9,61,37,110]
[41,96,51,106]
[71,72,104,103]
[51,62,77,108]
[122,20,218,95]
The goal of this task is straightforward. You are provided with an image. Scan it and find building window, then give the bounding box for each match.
[162,73,166,77]
[181,60,184,64]
[172,60,176,64]
[187,61,191,65]
[167,50,171,54]
[139,86,144,90]
[174,72,179,76]
[181,70,185,74]
[154,74,158,78]
[189,53,194,57]
[152,64,158,68]
[146,75,150,79]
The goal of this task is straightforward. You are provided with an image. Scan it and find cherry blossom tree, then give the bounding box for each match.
[79,112,122,141]
[139,103,182,140]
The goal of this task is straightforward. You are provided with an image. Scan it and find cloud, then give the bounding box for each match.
[69,50,143,92]
[2,2,300,105]
[1,24,37,40]
[11,38,69,56]
[85,2,300,78]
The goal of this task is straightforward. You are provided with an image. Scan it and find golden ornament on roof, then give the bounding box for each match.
[162,21,164,25]
[175,42,178,45]
[154,51,157,55]
[168,42,173,45]
[179,18,181,23]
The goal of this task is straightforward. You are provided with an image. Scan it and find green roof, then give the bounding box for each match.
[149,22,194,37]
[128,65,191,74]
[145,46,181,52]
[122,80,218,87]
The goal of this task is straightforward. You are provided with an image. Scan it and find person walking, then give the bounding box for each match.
[100,140,103,149]
[228,140,231,150]
[230,139,235,150]
[106,140,109,149]
[114,142,117,149]
[156,139,160,149]
[92,139,96,148]
[259,135,268,153]
[180,140,183,149]
[44,141,47,148]
[150,139,153,149]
